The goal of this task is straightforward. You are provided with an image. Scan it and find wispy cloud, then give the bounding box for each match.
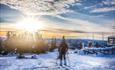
[83,0,115,13]
[0,0,114,34]
[90,7,115,13]
[41,15,114,33]
[41,28,85,33]
[0,0,79,15]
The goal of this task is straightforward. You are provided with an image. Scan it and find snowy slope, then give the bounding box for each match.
[0,50,115,70]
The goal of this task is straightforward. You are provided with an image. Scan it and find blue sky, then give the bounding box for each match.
[0,0,115,33]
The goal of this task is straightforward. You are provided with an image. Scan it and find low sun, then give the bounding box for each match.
[16,17,45,32]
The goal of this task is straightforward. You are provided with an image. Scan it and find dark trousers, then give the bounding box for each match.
[59,54,67,66]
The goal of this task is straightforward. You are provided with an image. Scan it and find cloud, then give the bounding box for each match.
[41,28,86,33]
[40,14,113,33]
[83,0,115,13]
[61,15,113,32]
[90,7,115,13]
[0,0,80,15]
[102,0,115,6]
[0,0,114,34]
[0,4,24,23]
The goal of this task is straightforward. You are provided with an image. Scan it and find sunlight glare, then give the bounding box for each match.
[16,17,45,32]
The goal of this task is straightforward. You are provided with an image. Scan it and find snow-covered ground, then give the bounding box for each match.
[0,50,115,70]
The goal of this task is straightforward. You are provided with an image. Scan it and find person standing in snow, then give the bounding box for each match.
[88,42,93,48]
[79,42,83,50]
[58,36,68,66]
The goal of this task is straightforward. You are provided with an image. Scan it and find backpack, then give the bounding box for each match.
[59,42,68,54]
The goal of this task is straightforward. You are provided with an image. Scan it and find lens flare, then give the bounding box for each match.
[16,17,45,32]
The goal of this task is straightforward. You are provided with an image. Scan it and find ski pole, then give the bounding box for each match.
[56,50,59,65]
[67,51,71,66]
